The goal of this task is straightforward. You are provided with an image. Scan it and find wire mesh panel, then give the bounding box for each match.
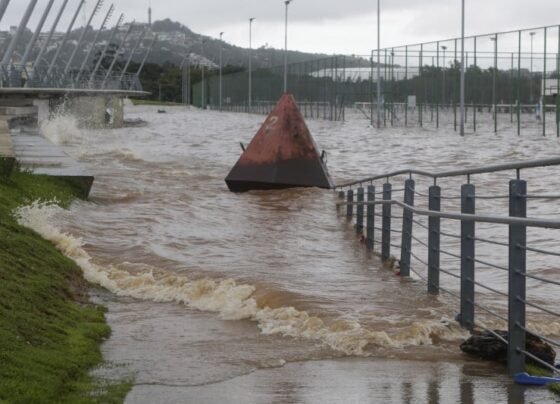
[205,24,560,133]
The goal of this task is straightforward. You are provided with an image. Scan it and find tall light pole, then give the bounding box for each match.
[441,45,447,106]
[201,39,206,109]
[376,0,381,128]
[459,0,465,136]
[283,0,292,93]
[219,31,224,111]
[490,36,497,132]
[248,17,255,112]
[530,31,535,103]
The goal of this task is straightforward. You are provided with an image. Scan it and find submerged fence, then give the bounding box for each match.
[335,157,560,375]
[199,23,560,136]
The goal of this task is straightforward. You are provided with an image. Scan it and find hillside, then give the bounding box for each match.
[0,18,369,71]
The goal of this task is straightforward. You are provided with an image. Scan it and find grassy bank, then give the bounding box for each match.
[0,169,130,403]
[526,364,560,396]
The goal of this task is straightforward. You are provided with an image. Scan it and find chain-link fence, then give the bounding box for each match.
[194,24,560,136]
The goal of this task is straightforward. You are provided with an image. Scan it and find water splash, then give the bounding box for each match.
[40,113,84,145]
[15,202,484,356]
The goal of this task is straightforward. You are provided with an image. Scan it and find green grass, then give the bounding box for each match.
[129,98,184,106]
[526,363,560,396]
[0,168,131,403]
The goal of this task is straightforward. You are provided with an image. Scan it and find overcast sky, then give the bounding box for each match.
[2,0,560,56]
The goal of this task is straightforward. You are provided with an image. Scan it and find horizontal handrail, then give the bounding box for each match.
[334,157,560,189]
[337,199,560,229]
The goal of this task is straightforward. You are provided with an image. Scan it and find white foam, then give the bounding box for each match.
[40,113,84,145]
[16,202,475,356]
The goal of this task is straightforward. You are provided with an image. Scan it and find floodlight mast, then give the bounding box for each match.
[248,17,255,112]
[47,0,85,77]
[65,0,105,75]
[219,31,224,111]
[283,0,292,93]
[376,0,381,128]
[460,0,465,136]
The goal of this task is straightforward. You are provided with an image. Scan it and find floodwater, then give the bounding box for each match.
[16,105,560,403]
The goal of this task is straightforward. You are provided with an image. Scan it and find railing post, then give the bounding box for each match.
[337,190,345,214]
[381,182,392,261]
[508,179,527,375]
[428,185,441,294]
[460,183,475,331]
[366,185,375,252]
[399,179,415,276]
[346,189,354,220]
[356,187,364,234]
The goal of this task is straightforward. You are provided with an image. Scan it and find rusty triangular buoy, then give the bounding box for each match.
[225,93,334,192]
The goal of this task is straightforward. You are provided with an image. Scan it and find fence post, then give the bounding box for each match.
[508,179,527,375]
[382,182,392,261]
[428,185,441,294]
[399,179,415,276]
[337,190,345,214]
[346,189,354,220]
[366,185,375,252]
[357,187,364,234]
[460,182,475,331]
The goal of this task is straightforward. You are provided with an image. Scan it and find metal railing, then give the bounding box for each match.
[335,157,560,376]
[0,63,142,91]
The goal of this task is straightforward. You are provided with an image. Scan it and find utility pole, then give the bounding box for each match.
[530,31,535,103]
[248,17,255,112]
[376,0,381,128]
[219,31,224,111]
[460,0,465,136]
[283,0,292,93]
[441,45,447,106]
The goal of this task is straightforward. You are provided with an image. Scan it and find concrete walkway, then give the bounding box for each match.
[10,128,93,197]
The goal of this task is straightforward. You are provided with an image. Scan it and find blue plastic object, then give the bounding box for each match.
[514,372,560,386]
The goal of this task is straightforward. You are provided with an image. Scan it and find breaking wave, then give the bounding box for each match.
[24,201,558,357]
[40,113,84,145]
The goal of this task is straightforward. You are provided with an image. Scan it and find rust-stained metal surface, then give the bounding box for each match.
[225,93,333,192]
